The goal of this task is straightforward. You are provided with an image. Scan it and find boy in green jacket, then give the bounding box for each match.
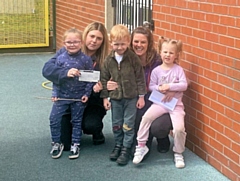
[100,24,146,165]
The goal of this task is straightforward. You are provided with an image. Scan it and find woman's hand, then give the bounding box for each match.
[161,91,175,102]
[136,96,145,109]
[103,98,111,110]
[81,95,88,103]
[107,79,118,90]
[93,81,103,93]
[67,68,80,77]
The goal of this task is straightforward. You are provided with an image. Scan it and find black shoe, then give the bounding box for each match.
[157,136,170,153]
[109,145,122,161]
[93,132,105,145]
[116,147,131,165]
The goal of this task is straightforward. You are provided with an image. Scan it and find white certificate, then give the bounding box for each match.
[78,70,100,82]
[149,90,178,111]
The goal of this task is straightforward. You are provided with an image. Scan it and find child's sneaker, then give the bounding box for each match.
[132,145,149,164]
[174,153,185,168]
[50,142,64,159]
[69,143,80,159]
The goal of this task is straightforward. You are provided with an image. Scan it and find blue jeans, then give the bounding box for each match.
[110,97,137,148]
[50,100,85,144]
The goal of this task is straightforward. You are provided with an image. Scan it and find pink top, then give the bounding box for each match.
[149,64,188,104]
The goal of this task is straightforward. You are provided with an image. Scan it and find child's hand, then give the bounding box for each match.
[161,91,175,102]
[67,68,80,77]
[107,78,118,90]
[51,97,58,102]
[136,96,145,109]
[158,84,170,93]
[103,98,111,110]
[81,95,88,103]
[93,81,103,93]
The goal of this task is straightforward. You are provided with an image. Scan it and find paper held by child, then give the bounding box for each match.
[149,90,178,111]
[78,70,100,82]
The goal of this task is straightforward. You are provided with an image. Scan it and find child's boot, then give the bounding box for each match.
[116,147,131,165]
[109,145,122,161]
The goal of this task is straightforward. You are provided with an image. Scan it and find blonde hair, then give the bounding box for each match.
[158,36,183,64]
[82,22,109,68]
[62,28,82,41]
[109,24,130,42]
[130,26,157,66]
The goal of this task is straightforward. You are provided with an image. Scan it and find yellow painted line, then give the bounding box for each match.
[41,81,52,90]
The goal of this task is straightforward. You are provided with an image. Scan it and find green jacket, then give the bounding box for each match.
[100,48,146,100]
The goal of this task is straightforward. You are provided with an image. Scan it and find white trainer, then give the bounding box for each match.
[174,153,185,168]
[132,146,149,164]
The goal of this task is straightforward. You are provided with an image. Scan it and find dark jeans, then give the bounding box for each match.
[60,105,106,150]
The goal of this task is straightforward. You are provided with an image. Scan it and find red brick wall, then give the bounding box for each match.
[153,1,240,180]
[54,0,240,180]
[54,0,105,49]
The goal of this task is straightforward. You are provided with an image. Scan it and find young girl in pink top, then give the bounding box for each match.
[133,37,188,168]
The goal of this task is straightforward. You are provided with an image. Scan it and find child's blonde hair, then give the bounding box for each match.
[62,28,82,41]
[158,36,183,64]
[109,24,130,42]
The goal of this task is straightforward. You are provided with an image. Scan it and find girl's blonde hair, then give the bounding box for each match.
[130,26,157,66]
[82,22,109,67]
[158,36,183,64]
[63,28,82,41]
[109,24,130,42]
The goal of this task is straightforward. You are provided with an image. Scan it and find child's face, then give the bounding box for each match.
[111,37,129,56]
[160,42,178,65]
[64,32,82,54]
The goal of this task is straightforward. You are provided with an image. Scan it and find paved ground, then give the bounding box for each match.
[0,53,231,181]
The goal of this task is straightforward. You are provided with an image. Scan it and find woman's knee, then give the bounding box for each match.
[150,113,173,138]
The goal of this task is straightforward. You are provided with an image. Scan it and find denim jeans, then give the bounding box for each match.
[110,97,137,148]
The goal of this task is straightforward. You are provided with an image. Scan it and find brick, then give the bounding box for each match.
[222,166,238,181]
[231,141,240,156]
[228,27,240,38]
[220,35,235,47]
[216,132,231,148]
[212,63,226,74]
[224,127,240,143]
[213,150,230,167]
[229,161,240,178]
[218,94,233,108]
[213,5,228,14]
[209,137,224,153]
[208,156,222,172]
[220,16,236,26]
[202,124,216,138]
[229,6,240,17]
[199,40,212,50]
[212,24,227,35]
[197,93,211,106]
[199,21,212,32]
[206,13,220,24]
[226,67,240,79]
[210,101,225,116]
[200,3,213,12]
[203,69,218,82]
[224,146,239,164]
[194,145,207,161]
[197,112,210,125]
